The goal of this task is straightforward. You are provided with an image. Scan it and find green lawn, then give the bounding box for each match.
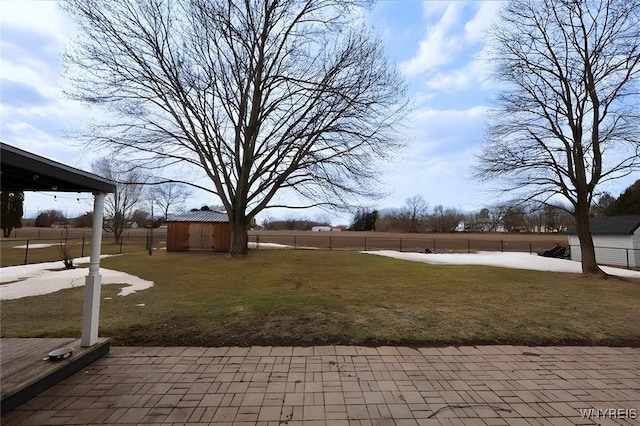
[1,250,639,346]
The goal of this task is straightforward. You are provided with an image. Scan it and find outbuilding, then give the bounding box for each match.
[568,215,640,268]
[166,211,230,252]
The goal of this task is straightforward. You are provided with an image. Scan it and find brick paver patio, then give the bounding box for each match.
[2,345,638,425]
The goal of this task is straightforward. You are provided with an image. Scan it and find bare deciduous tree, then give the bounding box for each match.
[402,195,429,233]
[63,0,408,255]
[93,158,146,243]
[476,0,640,274]
[427,205,464,233]
[59,224,75,270]
[149,183,193,222]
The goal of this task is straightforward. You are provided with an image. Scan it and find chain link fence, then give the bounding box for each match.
[1,228,167,267]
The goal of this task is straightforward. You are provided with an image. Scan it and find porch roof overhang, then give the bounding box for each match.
[1,142,116,350]
[0,143,116,193]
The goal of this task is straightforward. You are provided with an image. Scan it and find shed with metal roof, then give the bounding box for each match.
[568,215,640,268]
[165,211,230,252]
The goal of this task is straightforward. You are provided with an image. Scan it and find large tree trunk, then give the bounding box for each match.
[229,209,250,256]
[229,223,248,256]
[573,204,604,275]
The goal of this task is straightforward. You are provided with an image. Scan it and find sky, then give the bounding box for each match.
[1,0,637,225]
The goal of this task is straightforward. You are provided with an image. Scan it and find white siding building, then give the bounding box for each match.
[568,215,640,268]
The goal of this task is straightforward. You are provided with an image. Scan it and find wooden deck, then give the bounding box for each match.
[0,337,110,413]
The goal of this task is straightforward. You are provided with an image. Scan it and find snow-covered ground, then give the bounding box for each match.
[12,243,62,249]
[0,256,154,300]
[364,250,640,278]
[249,242,318,249]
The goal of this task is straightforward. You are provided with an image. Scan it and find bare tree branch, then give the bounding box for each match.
[476,0,640,274]
[92,158,147,243]
[63,0,408,255]
[63,0,407,253]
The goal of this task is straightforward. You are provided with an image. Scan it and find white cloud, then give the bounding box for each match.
[411,105,487,125]
[425,56,492,93]
[0,0,103,166]
[384,145,485,211]
[0,1,72,43]
[380,105,489,210]
[464,1,503,43]
[400,3,464,77]
[410,91,436,107]
[421,1,450,18]
[402,1,502,91]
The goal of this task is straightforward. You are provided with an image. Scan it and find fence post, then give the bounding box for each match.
[119,238,123,254]
[627,249,630,270]
[81,235,85,257]
[468,240,471,253]
[294,235,297,249]
[364,237,367,251]
[433,239,436,252]
[501,240,504,253]
[24,240,29,265]
[529,242,532,254]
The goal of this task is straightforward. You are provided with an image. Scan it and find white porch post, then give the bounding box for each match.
[81,192,106,347]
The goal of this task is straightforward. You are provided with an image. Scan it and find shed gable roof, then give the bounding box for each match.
[568,215,640,235]
[166,211,229,223]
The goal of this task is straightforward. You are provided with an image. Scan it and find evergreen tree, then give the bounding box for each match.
[351,209,378,231]
[0,191,24,237]
[606,180,640,216]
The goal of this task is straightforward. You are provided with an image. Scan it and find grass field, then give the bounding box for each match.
[2,249,638,347]
[2,227,568,267]
[249,230,569,252]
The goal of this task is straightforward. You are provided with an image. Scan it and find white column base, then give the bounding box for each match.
[81,273,102,347]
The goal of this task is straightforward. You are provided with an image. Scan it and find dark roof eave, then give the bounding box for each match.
[567,215,640,235]
[1,143,116,193]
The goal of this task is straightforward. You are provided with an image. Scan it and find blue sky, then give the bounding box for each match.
[1,0,636,224]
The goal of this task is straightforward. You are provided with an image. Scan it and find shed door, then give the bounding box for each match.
[188,223,213,250]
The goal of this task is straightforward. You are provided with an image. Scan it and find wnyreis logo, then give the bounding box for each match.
[579,408,637,419]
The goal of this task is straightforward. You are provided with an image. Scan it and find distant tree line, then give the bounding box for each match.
[262,218,331,231]
[33,208,163,230]
[9,179,639,237]
[348,180,639,234]
[355,201,573,234]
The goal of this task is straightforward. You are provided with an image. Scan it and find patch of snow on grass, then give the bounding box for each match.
[12,243,62,249]
[248,242,318,250]
[0,256,154,300]
[364,250,640,279]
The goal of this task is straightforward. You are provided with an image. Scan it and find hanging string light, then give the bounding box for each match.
[33,192,94,202]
